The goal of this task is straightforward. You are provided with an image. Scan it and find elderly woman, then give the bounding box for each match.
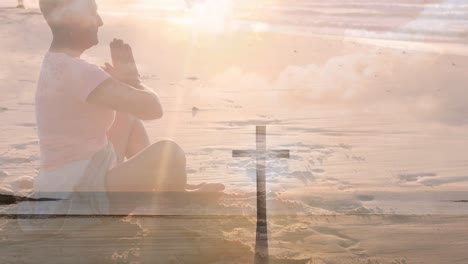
[34,0,224,215]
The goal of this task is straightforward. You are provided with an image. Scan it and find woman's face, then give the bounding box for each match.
[62,0,104,49]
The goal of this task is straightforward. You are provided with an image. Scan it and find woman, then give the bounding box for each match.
[34,0,224,215]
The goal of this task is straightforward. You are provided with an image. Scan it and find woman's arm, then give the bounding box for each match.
[87,39,163,120]
[87,78,163,121]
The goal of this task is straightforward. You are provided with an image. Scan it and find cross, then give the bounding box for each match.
[232,126,290,264]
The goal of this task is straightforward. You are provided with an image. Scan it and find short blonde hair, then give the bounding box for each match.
[39,0,92,29]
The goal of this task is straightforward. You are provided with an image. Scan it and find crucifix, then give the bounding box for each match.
[232,126,290,264]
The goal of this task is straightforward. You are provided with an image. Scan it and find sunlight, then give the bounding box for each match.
[170,0,234,34]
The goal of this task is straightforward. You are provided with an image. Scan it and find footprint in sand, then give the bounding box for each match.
[222,99,234,104]
[310,226,367,256]
[186,168,197,174]
[288,154,302,161]
[19,79,35,83]
[317,157,324,164]
[338,143,353,150]
[356,194,375,202]
[18,11,42,16]
[141,74,158,81]
[0,156,32,164]
[311,168,325,174]
[221,99,242,109]
[16,123,36,128]
[346,154,366,162]
[192,106,199,117]
[12,140,38,150]
[290,171,315,185]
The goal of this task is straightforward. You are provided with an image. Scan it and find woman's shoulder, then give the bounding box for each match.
[44,52,98,69]
[41,52,107,80]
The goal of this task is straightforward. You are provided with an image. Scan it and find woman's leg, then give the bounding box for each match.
[107,112,151,163]
[105,140,188,214]
[106,139,187,192]
[107,112,132,164]
[107,112,188,191]
[107,112,149,164]
[124,118,151,159]
[105,112,224,214]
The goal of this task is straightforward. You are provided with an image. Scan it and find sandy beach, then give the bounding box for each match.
[1,214,468,263]
[1,0,468,263]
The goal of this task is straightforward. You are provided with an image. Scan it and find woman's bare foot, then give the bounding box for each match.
[185,182,225,192]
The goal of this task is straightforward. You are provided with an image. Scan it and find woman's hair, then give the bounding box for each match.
[39,0,90,30]
[40,0,69,26]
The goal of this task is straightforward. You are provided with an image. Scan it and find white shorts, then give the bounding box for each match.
[18,142,117,233]
[34,159,92,194]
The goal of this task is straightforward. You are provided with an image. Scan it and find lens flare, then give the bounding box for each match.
[174,0,234,34]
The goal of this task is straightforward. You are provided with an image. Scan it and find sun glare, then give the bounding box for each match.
[169,0,234,34]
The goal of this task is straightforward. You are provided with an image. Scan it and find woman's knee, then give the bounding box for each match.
[148,139,185,163]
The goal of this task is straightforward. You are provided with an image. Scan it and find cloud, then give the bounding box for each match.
[398,172,437,183]
[344,0,467,54]
[419,176,468,187]
[211,48,468,126]
[205,0,468,126]
[396,172,468,187]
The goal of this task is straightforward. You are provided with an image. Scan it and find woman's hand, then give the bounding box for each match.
[103,39,141,87]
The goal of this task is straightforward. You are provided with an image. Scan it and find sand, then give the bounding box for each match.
[1,215,468,263]
[1,0,468,263]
